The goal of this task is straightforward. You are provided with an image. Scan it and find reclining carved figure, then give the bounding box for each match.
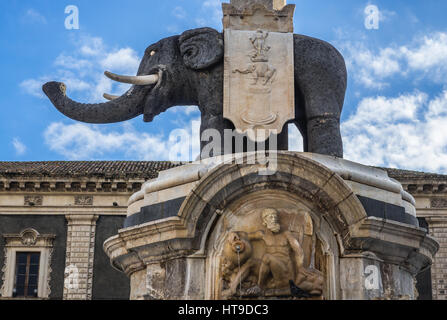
[220,209,324,298]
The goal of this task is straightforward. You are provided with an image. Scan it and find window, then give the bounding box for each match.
[1,229,55,299]
[13,252,41,298]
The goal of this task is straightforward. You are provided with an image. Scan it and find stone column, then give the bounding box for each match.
[426,217,447,300]
[64,214,98,300]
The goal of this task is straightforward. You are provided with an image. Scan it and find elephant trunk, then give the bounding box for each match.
[42,81,148,124]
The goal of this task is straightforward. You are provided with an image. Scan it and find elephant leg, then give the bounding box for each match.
[304,94,343,158]
[293,34,347,158]
[276,126,289,151]
[307,115,342,158]
[200,113,233,158]
[295,71,344,157]
[294,81,344,158]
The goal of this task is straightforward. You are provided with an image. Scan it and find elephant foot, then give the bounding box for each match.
[307,116,343,158]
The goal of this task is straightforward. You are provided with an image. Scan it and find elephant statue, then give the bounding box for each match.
[43,27,347,158]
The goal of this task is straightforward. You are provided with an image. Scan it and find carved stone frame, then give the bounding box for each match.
[0,229,55,299]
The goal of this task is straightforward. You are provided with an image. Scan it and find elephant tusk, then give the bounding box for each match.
[103,93,119,101]
[104,71,159,85]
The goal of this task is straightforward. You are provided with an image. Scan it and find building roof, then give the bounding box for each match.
[383,167,447,181]
[0,161,183,179]
[0,161,446,182]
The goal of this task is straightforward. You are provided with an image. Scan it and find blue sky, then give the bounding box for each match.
[2,0,447,173]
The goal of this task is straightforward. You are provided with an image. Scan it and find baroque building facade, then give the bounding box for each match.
[0,161,444,300]
[0,161,177,300]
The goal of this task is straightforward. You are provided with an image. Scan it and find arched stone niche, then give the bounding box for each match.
[205,189,340,299]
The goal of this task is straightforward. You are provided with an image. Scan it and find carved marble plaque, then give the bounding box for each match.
[224,29,294,141]
[24,195,43,206]
[74,195,93,206]
[431,198,447,208]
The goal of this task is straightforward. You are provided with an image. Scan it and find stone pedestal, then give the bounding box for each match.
[104,152,438,300]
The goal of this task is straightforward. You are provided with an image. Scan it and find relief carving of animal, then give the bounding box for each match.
[221,231,260,298]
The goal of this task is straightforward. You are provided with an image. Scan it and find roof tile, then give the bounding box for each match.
[0,161,182,179]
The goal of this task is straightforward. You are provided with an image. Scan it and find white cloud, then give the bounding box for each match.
[400,32,447,82]
[44,122,165,160]
[54,54,92,70]
[173,6,187,19]
[166,25,180,33]
[20,72,91,98]
[168,105,200,116]
[379,9,396,23]
[22,9,47,25]
[100,48,140,72]
[21,35,140,102]
[196,0,225,29]
[342,90,447,173]
[12,138,27,156]
[341,42,401,89]
[339,32,447,88]
[403,33,447,69]
[44,119,201,161]
[20,78,48,98]
[288,124,304,152]
[78,36,105,56]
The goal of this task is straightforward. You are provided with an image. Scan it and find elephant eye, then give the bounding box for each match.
[150,50,156,56]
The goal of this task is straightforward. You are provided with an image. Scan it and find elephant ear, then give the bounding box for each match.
[179,27,223,70]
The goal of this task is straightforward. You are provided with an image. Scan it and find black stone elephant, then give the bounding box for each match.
[43,27,347,158]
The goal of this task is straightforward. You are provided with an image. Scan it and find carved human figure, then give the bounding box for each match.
[252,209,324,296]
[247,208,304,291]
[250,30,270,62]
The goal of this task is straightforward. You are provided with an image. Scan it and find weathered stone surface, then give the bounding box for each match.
[230,0,286,10]
[340,254,420,300]
[218,207,324,299]
[223,2,294,33]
